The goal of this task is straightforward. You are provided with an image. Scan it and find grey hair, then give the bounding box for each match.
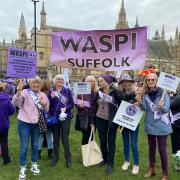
[53,74,64,83]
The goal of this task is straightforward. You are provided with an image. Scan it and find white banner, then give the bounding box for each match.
[113,100,144,131]
[157,72,180,93]
[74,82,91,95]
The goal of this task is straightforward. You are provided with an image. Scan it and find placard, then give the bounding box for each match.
[7,47,37,78]
[113,100,144,131]
[74,82,91,95]
[157,72,180,93]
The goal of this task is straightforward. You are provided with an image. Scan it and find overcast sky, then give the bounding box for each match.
[0,0,180,42]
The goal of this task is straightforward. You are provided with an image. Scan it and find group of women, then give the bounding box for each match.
[0,72,179,180]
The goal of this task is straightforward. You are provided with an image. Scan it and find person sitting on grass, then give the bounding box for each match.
[0,82,16,165]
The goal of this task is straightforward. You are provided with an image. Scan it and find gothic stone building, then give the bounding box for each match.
[0,0,179,79]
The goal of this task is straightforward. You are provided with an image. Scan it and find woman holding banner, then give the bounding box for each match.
[118,74,140,175]
[48,74,74,168]
[75,75,97,145]
[136,73,172,180]
[13,77,49,180]
[90,74,136,174]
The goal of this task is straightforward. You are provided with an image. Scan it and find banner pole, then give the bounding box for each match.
[120,126,124,133]
[161,89,166,101]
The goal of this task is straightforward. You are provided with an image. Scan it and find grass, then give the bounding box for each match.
[0,113,179,180]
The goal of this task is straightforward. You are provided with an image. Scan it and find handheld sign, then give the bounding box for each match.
[156,72,180,93]
[113,100,144,131]
[63,68,71,89]
[7,47,37,78]
[74,82,91,95]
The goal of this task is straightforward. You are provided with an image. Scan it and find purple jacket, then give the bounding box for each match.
[0,92,16,133]
[48,86,74,119]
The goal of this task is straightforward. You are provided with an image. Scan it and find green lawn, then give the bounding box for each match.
[0,113,179,180]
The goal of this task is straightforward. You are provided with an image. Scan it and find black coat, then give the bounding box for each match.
[90,86,135,127]
[170,95,180,128]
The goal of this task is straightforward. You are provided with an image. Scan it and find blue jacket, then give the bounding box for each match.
[48,86,74,119]
[0,92,16,133]
[141,88,172,136]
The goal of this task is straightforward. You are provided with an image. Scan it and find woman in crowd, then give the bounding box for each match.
[75,76,97,145]
[13,77,49,180]
[118,74,140,175]
[90,74,136,174]
[48,74,74,168]
[170,89,180,164]
[38,79,53,160]
[0,82,15,165]
[136,73,172,180]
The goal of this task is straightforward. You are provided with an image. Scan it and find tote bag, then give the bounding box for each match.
[82,128,103,167]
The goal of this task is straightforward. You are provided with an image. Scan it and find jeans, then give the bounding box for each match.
[18,120,39,167]
[122,126,139,165]
[96,117,118,166]
[0,131,11,164]
[39,129,53,150]
[148,135,168,172]
[50,118,71,161]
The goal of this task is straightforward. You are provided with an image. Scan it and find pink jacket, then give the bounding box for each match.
[12,89,49,124]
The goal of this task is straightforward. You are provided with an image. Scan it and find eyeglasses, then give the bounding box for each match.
[147,79,155,82]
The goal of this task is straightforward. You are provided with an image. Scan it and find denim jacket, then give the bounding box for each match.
[141,88,172,136]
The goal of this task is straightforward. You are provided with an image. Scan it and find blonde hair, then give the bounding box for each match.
[85,75,97,93]
[142,73,158,93]
[0,82,5,91]
[29,76,42,87]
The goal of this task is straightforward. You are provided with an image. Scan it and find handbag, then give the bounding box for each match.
[82,128,103,167]
[46,100,60,126]
[75,114,89,131]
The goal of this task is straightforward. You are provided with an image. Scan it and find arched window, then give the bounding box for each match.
[39,52,44,61]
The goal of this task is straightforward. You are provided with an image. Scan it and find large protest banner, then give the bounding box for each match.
[50,27,147,71]
[7,47,37,78]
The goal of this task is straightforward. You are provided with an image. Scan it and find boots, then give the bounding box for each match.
[38,150,41,160]
[161,172,168,180]
[48,149,53,159]
[144,166,155,178]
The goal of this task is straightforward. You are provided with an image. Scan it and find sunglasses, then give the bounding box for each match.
[147,79,155,82]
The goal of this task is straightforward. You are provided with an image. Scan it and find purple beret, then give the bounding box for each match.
[100,74,117,85]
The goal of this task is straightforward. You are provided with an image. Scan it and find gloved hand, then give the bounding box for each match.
[59,112,67,121]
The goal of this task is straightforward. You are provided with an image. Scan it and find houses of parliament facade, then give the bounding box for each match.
[0,0,180,79]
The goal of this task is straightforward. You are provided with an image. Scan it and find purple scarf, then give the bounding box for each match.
[147,87,161,102]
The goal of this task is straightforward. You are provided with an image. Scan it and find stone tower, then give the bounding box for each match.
[175,27,178,39]
[134,16,139,28]
[40,1,46,29]
[161,24,165,40]
[116,0,129,29]
[19,13,27,40]
[152,30,160,40]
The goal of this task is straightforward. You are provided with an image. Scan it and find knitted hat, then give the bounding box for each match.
[118,74,135,84]
[100,74,117,85]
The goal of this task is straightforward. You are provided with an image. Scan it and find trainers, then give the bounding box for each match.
[30,164,40,175]
[19,167,26,180]
[132,165,139,174]
[122,161,130,171]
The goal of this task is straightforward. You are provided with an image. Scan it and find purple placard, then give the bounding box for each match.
[50,27,147,71]
[7,47,37,78]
